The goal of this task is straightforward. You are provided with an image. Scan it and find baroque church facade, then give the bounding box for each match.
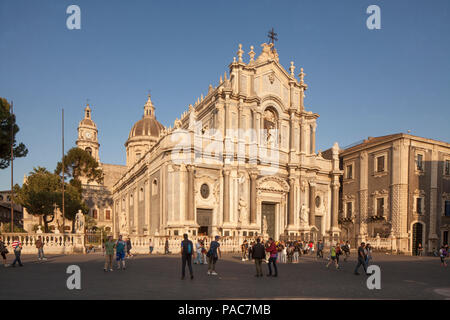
[109,42,342,241]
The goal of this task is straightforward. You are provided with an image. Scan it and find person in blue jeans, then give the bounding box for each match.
[194,239,203,264]
[115,235,127,270]
[265,238,278,277]
[11,237,23,267]
[180,234,194,280]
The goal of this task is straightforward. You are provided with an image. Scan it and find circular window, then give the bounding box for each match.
[315,196,321,208]
[200,183,210,199]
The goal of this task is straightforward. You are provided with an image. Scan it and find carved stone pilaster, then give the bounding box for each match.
[359,189,368,236]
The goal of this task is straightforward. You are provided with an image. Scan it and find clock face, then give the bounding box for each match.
[85,131,92,139]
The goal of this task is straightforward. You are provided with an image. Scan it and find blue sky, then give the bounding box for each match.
[1,0,449,189]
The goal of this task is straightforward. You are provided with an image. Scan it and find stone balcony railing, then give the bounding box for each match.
[1,233,85,254]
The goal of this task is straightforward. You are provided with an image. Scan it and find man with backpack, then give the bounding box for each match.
[181,234,194,280]
[207,235,221,275]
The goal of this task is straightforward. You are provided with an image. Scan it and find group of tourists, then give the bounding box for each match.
[180,234,221,279]
[102,235,136,271]
[0,235,48,268]
[241,239,322,264]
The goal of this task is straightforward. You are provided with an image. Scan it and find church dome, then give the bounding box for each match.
[127,94,164,141]
[128,116,164,139]
[80,118,96,127]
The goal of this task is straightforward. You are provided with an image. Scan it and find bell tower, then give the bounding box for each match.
[76,103,100,161]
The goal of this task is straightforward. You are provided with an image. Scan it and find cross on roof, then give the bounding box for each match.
[267,28,278,45]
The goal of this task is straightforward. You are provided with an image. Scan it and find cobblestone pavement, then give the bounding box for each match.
[0,252,449,299]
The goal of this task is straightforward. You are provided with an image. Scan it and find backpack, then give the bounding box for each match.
[182,240,192,255]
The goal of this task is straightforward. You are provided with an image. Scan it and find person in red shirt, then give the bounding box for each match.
[265,238,278,277]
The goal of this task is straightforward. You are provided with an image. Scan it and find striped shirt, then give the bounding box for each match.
[12,240,22,250]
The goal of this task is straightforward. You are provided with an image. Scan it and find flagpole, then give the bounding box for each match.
[62,108,65,237]
[10,101,14,233]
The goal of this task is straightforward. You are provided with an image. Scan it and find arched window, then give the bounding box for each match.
[85,147,92,156]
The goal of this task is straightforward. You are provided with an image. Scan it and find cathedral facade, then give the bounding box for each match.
[111,43,342,241]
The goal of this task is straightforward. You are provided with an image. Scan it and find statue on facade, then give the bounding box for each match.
[262,215,268,236]
[300,204,309,224]
[120,211,128,233]
[75,210,85,234]
[238,197,248,224]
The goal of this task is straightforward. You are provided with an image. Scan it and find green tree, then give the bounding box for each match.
[55,147,103,192]
[55,183,88,232]
[13,167,60,233]
[0,98,28,169]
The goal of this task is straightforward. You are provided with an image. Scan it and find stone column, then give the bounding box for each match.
[309,182,316,228]
[390,141,409,252]
[250,172,258,224]
[223,169,230,223]
[358,151,368,241]
[256,112,261,146]
[429,148,439,252]
[289,111,295,152]
[186,165,195,221]
[311,124,316,155]
[288,177,295,226]
[299,119,303,153]
[331,181,339,230]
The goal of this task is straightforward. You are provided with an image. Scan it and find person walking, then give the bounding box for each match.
[180,234,194,280]
[35,236,47,261]
[439,245,448,267]
[149,238,154,255]
[194,239,203,264]
[365,243,373,266]
[354,242,368,275]
[0,237,9,267]
[265,238,278,277]
[342,241,350,262]
[252,238,265,277]
[164,238,170,255]
[316,240,324,259]
[207,236,221,275]
[126,238,133,259]
[241,240,249,261]
[115,235,127,270]
[326,244,339,269]
[11,236,23,267]
[293,242,300,263]
[103,235,115,272]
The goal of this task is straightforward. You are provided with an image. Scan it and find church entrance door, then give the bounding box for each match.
[197,208,213,236]
[412,223,423,256]
[261,202,276,239]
